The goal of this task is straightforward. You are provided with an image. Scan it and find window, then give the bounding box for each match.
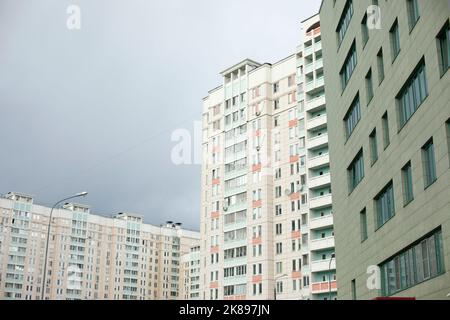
[365,69,374,104]
[337,0,354,45]
[360,208,368,242]
[380,228,445,296]
[422,139,437,188]
[375,181,395,229]
[273,82,279,94]
[437,22,450,76]
[351,279,357,300]
[407,0,420,31]
[390,20,400,62]
[361,14,369,47]
[397,59,428,128]
[348,149,365,192]
[382,112,390,149]
[340,41,357,90]
[344,94,361,139]
[377,48,385,84]
[402,161,414,205]
[274,99,280,110]
[369,129,378,165]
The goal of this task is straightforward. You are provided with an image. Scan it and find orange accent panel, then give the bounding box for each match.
[211,211,220,218]
[212,179,220,185]
[210,246,219,253]
[252,164,262,172]
[254,130,261,137]
[252,237,262,245]
[252,200,262,208]
[252,275,262,283]
[290,192,300,201]
[210,281,218,289]
[291,230,301,239]
[290,155,299,163]
[288,119,298,128]
[292,271,301,279]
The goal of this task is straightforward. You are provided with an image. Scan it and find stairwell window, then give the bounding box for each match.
[360,208,368,242]
[369,129,378,165]
[365,68,374,105]
[340,41,357,91]
[348,149,365,193]
[407,0,420,31]
[377,48,385,84]
[361,14,369,48]
[390,20,401,62]
[422,139,437,188]
[344,93,361,140]
[437,21,450,76]
[375,181,395,229]
[397,59,428,129]
[402,161,414,206]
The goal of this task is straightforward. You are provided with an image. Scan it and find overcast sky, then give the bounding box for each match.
[0,0,321,230]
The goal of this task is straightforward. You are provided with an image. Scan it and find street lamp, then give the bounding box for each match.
[41,191,88,300]
[273,273,288,300]
[328,252,335,301]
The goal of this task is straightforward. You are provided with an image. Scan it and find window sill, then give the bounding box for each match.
[392,50,401,65]
[424,178,437,191]
[375,214,395,232]
[403,198,414,208]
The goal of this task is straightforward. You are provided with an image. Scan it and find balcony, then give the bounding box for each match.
[309,194,332,209]
[304,45,313,57]
[307,133,328,150]
[311,259,336,273]
[308,154,329,169]
[305,62,314,75]
[310,236,335,251]
[309,214,333,231]
[306,95,326,113]
[223,220,247,233]
[308,173,331,189]
[311,280,337,294]
[307,114,327,130]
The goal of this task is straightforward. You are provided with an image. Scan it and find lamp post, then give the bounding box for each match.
[41,192,88,300]
[328,252,335,301]
[273,273,288,300]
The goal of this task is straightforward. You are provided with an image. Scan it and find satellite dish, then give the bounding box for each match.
[223,206,228,212]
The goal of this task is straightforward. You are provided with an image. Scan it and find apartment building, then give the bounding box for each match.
[0,192,200,300]
[180,245,201,300]
[320,0,450,299]
[200,15,336,300]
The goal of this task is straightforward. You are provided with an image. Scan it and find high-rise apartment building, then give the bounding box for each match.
[180,245,201,300]
[320,0,450,299]
[0,192,200,300]
[200,15,336,300]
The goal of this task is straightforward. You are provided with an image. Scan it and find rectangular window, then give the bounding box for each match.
[365,68,374,104]
[402,161,414,206]
[390,20,400,62]
[361,14,369,47]
[437,21,450,76]
[380,228,445,296]
[340,41,357,90]
[377,48,385,84]
[375,181,395,229]
[337,0,354,45]
[369,129,378,165]
[382,112,390,149]
[348,149,365,192]
[351,279,357,300]
[422,139,437,188]
[397,59,428,128]
[360,208,368,242]
[344,94,361,140]
[407,0,420,31]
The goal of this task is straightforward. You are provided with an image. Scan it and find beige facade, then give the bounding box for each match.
[180,245,201,300]
[320,0,450,299]
[200,16,337,300]
[0,192,199,300]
